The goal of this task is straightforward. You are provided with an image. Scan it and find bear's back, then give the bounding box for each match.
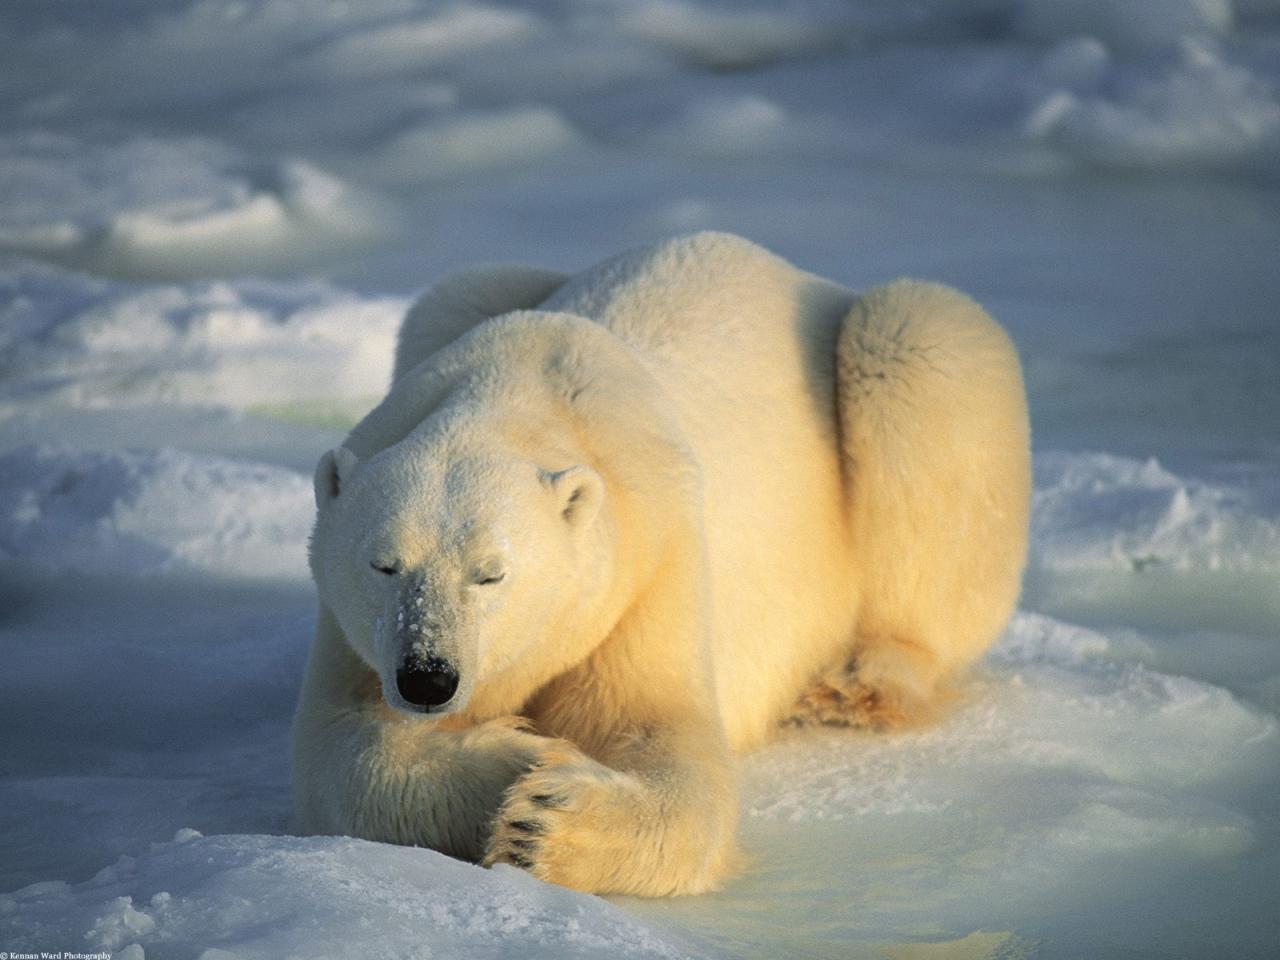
[540,232,853,472]
[542,232,847,366]
[546,233,864,748]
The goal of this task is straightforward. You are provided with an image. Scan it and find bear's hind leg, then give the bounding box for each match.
[826,280,1031,723]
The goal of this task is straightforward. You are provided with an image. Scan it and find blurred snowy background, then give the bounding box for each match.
[1,1,1279,957]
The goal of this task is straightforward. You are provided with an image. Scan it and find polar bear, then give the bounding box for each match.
[292,232,1030,896]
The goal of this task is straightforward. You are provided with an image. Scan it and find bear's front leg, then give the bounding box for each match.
[480,538,740,896]
[484,725,738,896]
[292,609,552,860]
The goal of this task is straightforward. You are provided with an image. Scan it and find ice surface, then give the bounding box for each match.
[748,609,1275,826]
[4,593,1273,958]
[2,1,1278,957]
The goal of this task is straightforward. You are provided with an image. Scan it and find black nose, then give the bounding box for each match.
[396,657,459,709]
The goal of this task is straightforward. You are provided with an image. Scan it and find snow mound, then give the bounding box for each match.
[0,258,406,410]
[616,0,847,71]
[306,4,543,80]
[373,106,583,183]
[1026,37,1280,170]
[1031,451,1280,572]
[0,832,701,960]
[0,445,313,580]
[0,134,386,277]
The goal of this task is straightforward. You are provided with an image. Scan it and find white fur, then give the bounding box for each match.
[292,232,1030,896]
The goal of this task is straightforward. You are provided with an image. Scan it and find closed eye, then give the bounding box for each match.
[473,570,506,586]
[370,562,398,576]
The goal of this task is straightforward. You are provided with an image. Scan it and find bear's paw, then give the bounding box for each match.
[782,656,951,731]
[484,740,643,892]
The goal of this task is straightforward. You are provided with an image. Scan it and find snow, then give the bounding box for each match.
[1014,0,1235,50]
[371,107,584,184]
[1031,451,1280,573]
[614,0,848,71]
[653,95,846,161]
[2,1,1279,958]
[4,833,702,960]
[308,5,545,79]
[0,135,387,278]
[1026,36,1280,171]
[0,258,406,411]
[0,445,314,580]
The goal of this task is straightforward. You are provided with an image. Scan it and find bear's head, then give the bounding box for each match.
[309,310,702,719]
[309,428,611,717]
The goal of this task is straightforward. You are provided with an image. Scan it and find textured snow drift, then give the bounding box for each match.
[3,0,1279,179]
[1026,36,1280,170]
[1031,451,1280,573]
[1,832,701,960]
[0,445,313,580]
[0,134,387,277]
[303,4,544,80]
[615,0,849,70]
[0,258,406,411]
[370,107,585,184]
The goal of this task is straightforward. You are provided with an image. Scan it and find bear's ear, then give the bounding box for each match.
[543,465,603,528]
[314,446,359,507]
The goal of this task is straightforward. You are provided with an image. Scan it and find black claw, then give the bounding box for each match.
[530,793,565,809]
[508,819,543,834]
[509,837,535,851]
[509,852,534,870]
